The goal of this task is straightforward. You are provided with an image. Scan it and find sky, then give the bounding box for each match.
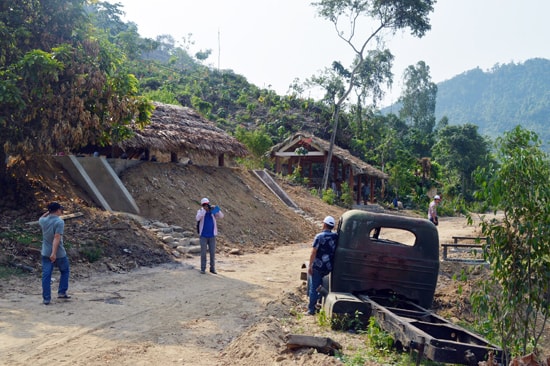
[106,0,550,107]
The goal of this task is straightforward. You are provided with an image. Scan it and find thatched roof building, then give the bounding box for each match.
[269,132,388,204]
[117,102,247,166]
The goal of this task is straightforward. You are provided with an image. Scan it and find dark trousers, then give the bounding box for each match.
[200,236,216,271]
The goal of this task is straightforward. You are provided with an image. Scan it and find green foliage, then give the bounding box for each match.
[233,126,275,170]
[234,157,263,170]
[0,0,153,185]
[322,188,336,205]
[0,265,28,279]
[330,310,366,332]
[432,123,493,200]
[365,317,394,355]
[191,95,212,116]
[287,165,309,185]
[234,126,273,158]
[387,158,417,201]
[399,61,437,157]
[79,246,103,263]
[0,230,41,248]
[143,88,181,105]
[287,166,302,184]
[339,181,353,207]
[470,126,550,362]
[316,308,331,328]
[436,195,466,217]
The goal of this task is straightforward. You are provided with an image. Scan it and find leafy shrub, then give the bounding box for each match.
[366,317,394,355]
[322,188,336,205]
[330,310,366,332]
[339,181,353,207]
[79,245,102,263]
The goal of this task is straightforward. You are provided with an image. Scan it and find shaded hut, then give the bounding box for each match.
[268,132,388,204]
[116,102,247,166]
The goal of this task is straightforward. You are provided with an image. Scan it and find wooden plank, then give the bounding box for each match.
[10,262,36,272]
[25,212,84,225]
[441,243,484,248]
[452,236,488,244]
[286,334,342,355]
[452,236,486,240]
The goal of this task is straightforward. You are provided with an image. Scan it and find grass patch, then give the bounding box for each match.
[0,230,41,248]
[0,264,29,279]
[79,244,103,263]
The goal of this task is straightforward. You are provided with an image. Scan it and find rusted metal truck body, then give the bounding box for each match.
[317,210,502,365]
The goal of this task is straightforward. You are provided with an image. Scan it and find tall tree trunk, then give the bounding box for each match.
[321,106,341,193]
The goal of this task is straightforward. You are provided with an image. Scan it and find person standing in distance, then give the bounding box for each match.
[428,195,442,226]
[196,197,224,274]
[38,202,71,305]
[306,215,338,315]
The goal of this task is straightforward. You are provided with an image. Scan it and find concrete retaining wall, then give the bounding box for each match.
[54,155,139,214]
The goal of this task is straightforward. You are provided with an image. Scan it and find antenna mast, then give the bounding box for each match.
[217,28,221,71]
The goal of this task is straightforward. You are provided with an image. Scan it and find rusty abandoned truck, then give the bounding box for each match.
[302,210,502,365]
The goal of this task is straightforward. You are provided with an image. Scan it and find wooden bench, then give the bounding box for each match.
[451,236,488,244]
[441,236,488,261]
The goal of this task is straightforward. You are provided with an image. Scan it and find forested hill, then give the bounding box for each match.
[434,58,550,148]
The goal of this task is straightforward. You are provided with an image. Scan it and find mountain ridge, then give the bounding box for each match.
[384,58,550,150]
[439,58,549,148]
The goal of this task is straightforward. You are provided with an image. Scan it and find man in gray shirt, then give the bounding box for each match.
[38,202,70,305]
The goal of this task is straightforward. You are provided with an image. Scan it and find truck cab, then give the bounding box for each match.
[330,209,439,308]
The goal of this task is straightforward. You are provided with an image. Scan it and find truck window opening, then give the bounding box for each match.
[369,227,416,246]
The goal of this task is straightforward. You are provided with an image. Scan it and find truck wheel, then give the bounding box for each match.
[306,274,329,299]
[321,275,330,299]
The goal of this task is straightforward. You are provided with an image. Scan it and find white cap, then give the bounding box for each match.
[200,197,210,205]
[434,195,441,200]
[323,216,335,227]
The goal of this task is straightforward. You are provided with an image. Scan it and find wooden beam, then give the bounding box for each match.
[274,151,324,157]
[26,212,84,225]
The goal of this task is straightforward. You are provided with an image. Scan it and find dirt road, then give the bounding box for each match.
[0,241,317,366]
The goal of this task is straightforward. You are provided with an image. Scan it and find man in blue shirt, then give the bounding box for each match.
[306,215,338,315]
[196,197,224,274]
[38,202,71,305]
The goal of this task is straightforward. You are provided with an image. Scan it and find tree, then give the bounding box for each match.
[312,0,436,191]
[471,126,550,363]
[432,123,493,200]
[351,49,394,136]
[0,0,152,197]
[234,126,273,159]
[399,61,438,157]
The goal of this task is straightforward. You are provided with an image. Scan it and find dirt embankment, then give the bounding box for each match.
[0,159,343,275]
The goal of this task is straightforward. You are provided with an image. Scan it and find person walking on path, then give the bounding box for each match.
[196,197,224,274]
[428,195,442,226]
[306,216,338,315]
[38,202,71,305]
